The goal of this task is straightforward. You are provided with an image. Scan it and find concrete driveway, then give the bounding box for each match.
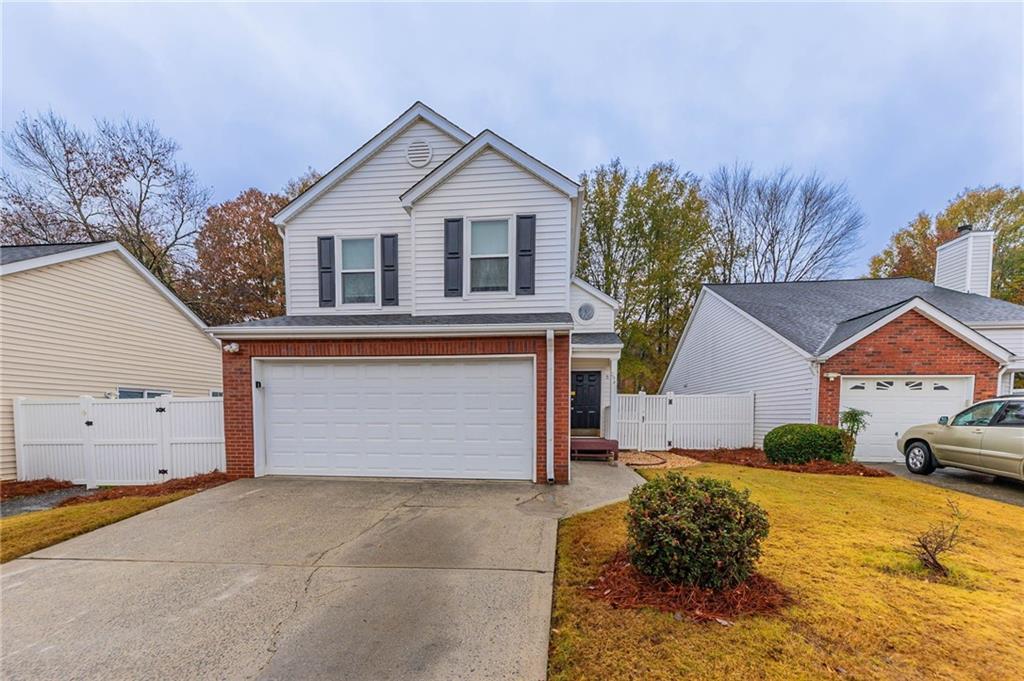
[877,462,1024,507]
[0,463,641,681]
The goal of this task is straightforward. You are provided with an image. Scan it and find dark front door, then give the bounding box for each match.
[571,371,601,431]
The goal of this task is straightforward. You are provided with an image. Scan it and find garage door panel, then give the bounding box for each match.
[840,376,971,462]
[260,358,534,480]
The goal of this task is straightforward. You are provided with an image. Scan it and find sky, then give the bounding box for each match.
[3,1,1022,275]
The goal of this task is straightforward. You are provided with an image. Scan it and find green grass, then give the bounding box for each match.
[0,492,192,563]
[549,463,1024,680]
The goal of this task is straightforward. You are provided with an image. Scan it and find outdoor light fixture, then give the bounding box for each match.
[223,342,240,353]
[824,372,840,381]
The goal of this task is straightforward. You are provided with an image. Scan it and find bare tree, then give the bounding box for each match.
[705,164,863,283]
[1,111,210,289]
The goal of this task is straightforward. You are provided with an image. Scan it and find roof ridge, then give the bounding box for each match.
[1,240,112,248]
[706,276,918,287]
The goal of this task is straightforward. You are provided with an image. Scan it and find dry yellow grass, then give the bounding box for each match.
[0,492,192,563]
[549,463,1024,681]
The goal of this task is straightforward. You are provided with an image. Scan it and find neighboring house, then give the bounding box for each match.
[210,102,622,484]
[0,241,223,480]
[661,225,1024,461]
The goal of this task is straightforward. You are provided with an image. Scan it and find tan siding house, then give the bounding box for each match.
[0,243,222,480]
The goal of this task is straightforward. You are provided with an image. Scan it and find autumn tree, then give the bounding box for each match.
[182,170,319,325]
[1,111,209,288]
[577,161,712,391]
[704,165,864,283]
[869,186,1024,304]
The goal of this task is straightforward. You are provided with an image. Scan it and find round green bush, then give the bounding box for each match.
[764,423,846,464]
[625,472,770,589]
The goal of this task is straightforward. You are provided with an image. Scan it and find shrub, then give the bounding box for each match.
[839,408,871,461]
[764,424,846,464]
[626,472,770,589]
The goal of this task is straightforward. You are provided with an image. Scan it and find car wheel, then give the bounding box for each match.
[905,442,936,475]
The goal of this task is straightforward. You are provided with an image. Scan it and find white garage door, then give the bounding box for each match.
[259,357,535,480]
[839,376,972,462]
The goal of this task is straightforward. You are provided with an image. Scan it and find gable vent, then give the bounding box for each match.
[405,139,432,168]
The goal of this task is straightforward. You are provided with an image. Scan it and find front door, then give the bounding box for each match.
[571,371,601,433]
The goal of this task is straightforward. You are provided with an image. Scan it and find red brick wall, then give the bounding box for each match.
[817,309,1000,426]
[221,335,571,483]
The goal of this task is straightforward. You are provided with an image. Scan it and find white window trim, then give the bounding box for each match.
[336,234,381,309]
[117,386,173,399]
[463,215,516,298]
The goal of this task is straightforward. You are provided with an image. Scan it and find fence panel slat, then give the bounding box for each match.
[14,396,225,486]
[616,392,754,451]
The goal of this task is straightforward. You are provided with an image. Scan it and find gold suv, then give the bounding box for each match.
[897,398,1024,481]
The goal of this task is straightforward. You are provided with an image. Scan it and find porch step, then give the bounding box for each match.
[570,437,619,463]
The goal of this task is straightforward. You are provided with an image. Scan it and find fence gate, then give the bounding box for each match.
[616,391,754,451]
[14,395,225,488]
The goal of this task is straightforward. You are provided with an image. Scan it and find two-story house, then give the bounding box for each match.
[210,103,621,483]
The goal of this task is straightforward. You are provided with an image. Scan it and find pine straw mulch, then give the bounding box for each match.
[672,448,892,477]
[586,550,791,623]
[619,450,702,469]
[57,471,235,507]
[0,478,77,501]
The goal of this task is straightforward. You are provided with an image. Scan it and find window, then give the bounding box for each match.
[848,382,866,391]
[469,219,510,292]
[118,387,170,399]
[209,390,224,398]
[951,401,1005,427]
[993,401,1024,426]
[905,381,923,391]
[1013,371,1024,395]
[340,238,376,304]
[933,383,950,391]
[876,380,894,390]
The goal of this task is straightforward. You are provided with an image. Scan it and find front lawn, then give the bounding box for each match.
[549,463,1024,680]
[0,492,191,562]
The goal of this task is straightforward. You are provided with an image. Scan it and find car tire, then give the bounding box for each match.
[905,442,936,475]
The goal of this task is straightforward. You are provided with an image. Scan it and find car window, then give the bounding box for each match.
[951,401,1005,427]
[993,401,1024,427]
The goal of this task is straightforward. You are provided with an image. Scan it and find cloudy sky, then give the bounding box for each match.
[4,1,1022,274]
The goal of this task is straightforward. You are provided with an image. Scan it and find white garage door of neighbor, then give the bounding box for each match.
[259,357,535,480]
[839,376,972,462]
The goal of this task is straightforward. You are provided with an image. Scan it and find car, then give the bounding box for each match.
[897,397,1024,481]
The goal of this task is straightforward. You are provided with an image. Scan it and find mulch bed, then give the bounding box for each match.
[619,450,701,469]
[587,550,791,622]
[0,478,77,501]
[57,471,235,507]
[673,448,892,477]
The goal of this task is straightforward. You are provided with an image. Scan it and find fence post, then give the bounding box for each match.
[638,390,647,452]
[14,397,27,481]
[80,395,97,489]
[666,392,675,449]
[156,394,172,481]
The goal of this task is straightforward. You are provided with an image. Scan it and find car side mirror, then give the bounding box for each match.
[937,416,949,425]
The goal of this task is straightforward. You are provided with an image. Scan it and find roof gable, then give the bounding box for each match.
[1,241,214,344]
[274,102,473,226]
[400,130,579,208]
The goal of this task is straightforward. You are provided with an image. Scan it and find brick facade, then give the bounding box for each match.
[817,309,1000,426]
[221,335,571,483]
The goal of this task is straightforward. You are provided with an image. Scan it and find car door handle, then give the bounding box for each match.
[972,429,983,434]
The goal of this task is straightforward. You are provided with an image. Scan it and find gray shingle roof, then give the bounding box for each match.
[706,278,1024,355]
[0,242,107,266]
[218,312,573,329]
[572,332,622,346]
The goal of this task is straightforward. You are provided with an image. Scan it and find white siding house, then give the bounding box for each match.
[660,289,816,445]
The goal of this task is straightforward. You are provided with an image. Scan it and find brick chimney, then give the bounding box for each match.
[934,224,994,296]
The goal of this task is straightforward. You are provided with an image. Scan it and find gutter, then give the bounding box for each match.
[209,322,574,340]
[546,329,555,483]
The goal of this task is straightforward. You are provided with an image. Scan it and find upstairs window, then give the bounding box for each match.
[340,238,376,304]
[469,219,510,292]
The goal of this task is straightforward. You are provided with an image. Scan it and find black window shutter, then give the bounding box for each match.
[515,215,536,295]
[317,236,335,307]
[444,218,463,297]
[381,234,399,306]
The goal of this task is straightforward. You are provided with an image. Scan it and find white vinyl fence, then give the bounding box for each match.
[617,391,754,451]
[14,395,225,488]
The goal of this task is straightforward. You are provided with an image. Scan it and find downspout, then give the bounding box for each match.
[546,329,555,483]
[996,366,1009,395]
